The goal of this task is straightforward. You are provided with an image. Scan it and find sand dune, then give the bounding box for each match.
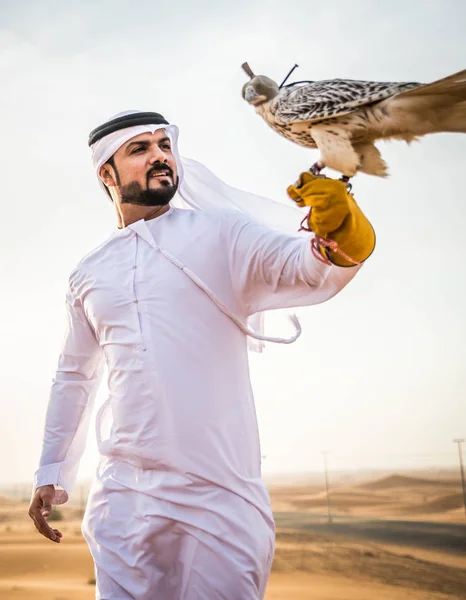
[399,492,465,514]
[288,491,396,510]
[359,474,459,491]
[2,521,465,600]
[270,473,464,520]
[1,471,465,599]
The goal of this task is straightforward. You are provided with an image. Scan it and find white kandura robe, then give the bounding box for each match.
[35,206,361,599]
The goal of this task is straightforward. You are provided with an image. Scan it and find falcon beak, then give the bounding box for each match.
[245,87,259,103]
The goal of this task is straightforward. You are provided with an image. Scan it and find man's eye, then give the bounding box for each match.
[131,147,145,154]
[161,144,171,150]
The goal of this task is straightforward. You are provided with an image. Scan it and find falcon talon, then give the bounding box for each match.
[339,175,352,191]
[309,162,326,177]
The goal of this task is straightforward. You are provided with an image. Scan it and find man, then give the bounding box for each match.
[29,110,375,599]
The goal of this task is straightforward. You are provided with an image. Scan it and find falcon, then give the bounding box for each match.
[241,63,466,180]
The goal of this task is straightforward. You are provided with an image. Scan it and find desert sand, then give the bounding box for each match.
[1,472,465,599]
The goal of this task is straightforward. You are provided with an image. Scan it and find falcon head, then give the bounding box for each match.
[242,76,280,106]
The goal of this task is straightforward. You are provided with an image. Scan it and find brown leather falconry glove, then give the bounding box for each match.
[287,173,376,267]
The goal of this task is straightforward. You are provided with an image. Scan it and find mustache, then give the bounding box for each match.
[146,163,174,181]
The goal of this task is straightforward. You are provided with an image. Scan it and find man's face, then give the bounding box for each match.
[102,129,179,206]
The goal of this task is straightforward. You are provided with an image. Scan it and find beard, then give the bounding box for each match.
[119,164,179,207]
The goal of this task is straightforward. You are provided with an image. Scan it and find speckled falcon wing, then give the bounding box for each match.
[272,78,421,124]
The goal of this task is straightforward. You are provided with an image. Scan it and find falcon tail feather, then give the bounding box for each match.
[382,69,466,135]
[397,68,466,100]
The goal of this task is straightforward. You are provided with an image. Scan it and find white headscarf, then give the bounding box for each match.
[90,110,306,351]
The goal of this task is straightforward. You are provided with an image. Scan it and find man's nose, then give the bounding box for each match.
[148,146,168,164]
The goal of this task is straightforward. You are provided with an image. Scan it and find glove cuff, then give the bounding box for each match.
[325,199,376,267]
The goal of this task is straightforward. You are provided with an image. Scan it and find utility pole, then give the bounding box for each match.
[453,439,466,518]
[323,452,333,524]
[80,484,86,517]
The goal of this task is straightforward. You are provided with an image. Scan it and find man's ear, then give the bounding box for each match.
[99,164,116,187]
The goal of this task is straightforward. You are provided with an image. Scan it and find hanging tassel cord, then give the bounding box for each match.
[156,245,302,344]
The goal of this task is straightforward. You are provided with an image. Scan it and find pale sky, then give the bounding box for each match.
[0,0,465,485]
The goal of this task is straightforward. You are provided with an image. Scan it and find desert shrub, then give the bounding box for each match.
[48,508,63,521]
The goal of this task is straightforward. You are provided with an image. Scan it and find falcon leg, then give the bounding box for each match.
[310,160,325,175]
[339,175,352,191]
[310,125,361,178]
[352,142,388,177]
[310,161,353,189]
[310,161,352,189]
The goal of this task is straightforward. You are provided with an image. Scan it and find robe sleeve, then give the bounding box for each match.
[33,281,104,504]
[226,213,363,316]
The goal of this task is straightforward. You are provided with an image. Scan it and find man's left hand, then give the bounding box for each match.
[287,172,376,267]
